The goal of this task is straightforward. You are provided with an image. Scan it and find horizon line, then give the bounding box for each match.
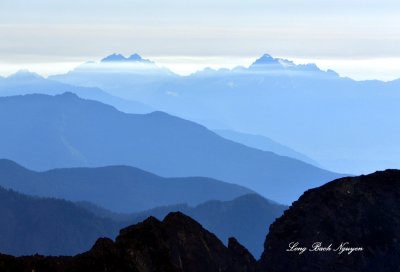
[1,54,399,82]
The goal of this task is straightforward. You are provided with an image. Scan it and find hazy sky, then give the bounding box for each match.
[1,0,400,79]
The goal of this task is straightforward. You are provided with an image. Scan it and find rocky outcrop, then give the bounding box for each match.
[258,170,400,272]
[0,212,255,272]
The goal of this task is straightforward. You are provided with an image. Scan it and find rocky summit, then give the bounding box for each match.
[258,170,400,272]
[0,212,255,272]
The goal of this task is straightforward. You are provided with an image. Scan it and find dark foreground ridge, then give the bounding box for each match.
[2,170,400,271]
[259,169,400,272]
[0,212,256,272]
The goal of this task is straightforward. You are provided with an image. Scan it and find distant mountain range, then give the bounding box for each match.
[0,94,340,204]
[51,53,177,105]
[0,70,318,167]
[101,53,153,63]
[0,70,152,114]
[0,159,252,213]
[50,53,400,174]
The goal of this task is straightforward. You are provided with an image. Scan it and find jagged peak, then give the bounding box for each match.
[101,53,125,62]
[128,53,144,62]
[163,211,199,226]
[101,53,152,64]
[118,216,162,237]
[251,54,279,66]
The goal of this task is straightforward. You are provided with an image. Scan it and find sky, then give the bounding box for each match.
[0,0,400,80]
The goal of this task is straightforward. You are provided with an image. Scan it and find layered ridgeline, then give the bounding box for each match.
[0,160,252,213]
[0,178,285,257]
[0,70,152,114]
[0,93,340,204]
[0,71,320,168]
[1,171,400,271]
[51,54,400,174]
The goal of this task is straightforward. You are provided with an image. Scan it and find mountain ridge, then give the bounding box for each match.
[0,159,253,213]
[0,70,153,114]
[0,93,341,204]
[0,185,120,256]
[101,53,153,63]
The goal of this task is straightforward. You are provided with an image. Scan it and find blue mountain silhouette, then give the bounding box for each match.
[0,159,252,213]
[0,70,153,114]
[0,93,340,204]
